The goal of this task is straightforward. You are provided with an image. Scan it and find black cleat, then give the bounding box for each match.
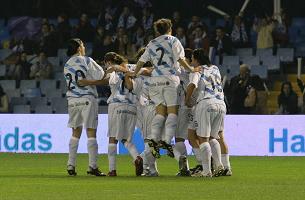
[190,165,203,175]
[148,139,160,158]
[67,165,77,176]
[159,141,174,158]
[134,156,144,176]
[87,167,106,176]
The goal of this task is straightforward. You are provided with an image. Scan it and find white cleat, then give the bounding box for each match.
[192,171,212,178]
[141,169,159,177]
[213,165,224,177]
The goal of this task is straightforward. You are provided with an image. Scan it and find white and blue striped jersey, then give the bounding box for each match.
[189,65,224,103]
[133,75,154,106]
[107,64,138,105]
[64,56,104,98]
[139,35,185,77]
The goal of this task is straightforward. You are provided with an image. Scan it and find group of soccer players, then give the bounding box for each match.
[63,18,232,178]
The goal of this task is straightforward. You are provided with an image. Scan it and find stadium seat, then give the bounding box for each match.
[23,88,42,98]
[291,17,305,28]
[20,80,37,90]
[236,48,253,57]
[0,65,6,77]
[222,56,240,66]
[28,97,49,108]
[218,65,228,77]
[0,49,12,60]
[54,72,65,81]
[277,48,294,62]
[51,97,68,113]
[57,48,68,65]
[213,55,221,65]
[40,80,57,96]
[5,89,21,100]
[11,97,28,106]
[48,57,60,67]
[34,105,53,114]
[46,89,63,98]
[13,105,31,114]
[0,80,16,91]
[296,46,305,57]
[261,56,280,71]
[250,65,268,79]
[240,56,260,66]
[98,106,108,114]
[256,48,273,57]
[225,64,240,80]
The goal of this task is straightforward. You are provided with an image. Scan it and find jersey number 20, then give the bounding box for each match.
[65,70,86,90]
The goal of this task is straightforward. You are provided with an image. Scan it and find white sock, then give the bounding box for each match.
[67,137,79,167]
[108,143,117,171]
[124,141,139,161]
[209,139,223,167]
[199,142,211,173]
[151,114,166,141]
[87,138,98,169]
[140,151,148,170]
[192,148,203,164]
[221,154,231,169]
[164,114,177,144]
[173,141,187,161]
[144,142,157,173]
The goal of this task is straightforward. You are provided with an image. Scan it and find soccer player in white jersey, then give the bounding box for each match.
[79,52,143,176]
[133,18,198,158]
[64,38,106,176]
[186,48,225,177]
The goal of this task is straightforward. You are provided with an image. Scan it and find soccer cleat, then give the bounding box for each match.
[158,141,174,158]
[190,165,203,175]
[107,170,117,177]
[191,171,212,178]
[222,168,232,176]
[134,156,144,176]
[87,167,106,176]
[67,165,77,176]
[212,165,225,177]
[177,155,191,176]
[148,139,160,158]
[141,169,159,177]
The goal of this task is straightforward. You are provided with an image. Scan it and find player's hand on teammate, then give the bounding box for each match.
[77,79,89,86]
[193,66,202,73]
[126,71,136,77]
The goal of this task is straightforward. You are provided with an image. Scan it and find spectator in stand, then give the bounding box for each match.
[132,26,145,50]
[171,11,185,35]
[187,15,203,35]
[0,84,9,113]
[227,64,251,114]
[97,5,116,33]
[231,15,249,48]
[57,13,71,47]
[297,78,305,113]
[212,26,233,55]
[7,52,32,80]
[189,25,209,54]
[92,26,105,57]
[118,34,136,62]
[142,7,154,32]
[39,23,59,56]
[75,13,95,42]
[276,81,298,114]
[117,6,137,33]
[175,27,187,47]
[244,75,268,114]
[10,38,24,53]
[94,35,115,61]
[29,52,53,80]
[253,16,275,49]
[273,19,289,48]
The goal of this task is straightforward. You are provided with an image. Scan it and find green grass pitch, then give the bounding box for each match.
[0,154,305,200]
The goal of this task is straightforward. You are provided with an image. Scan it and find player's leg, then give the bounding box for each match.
[67,126,82,176]
[188,129,203,174]
[108,137,118,176]
[197,136,212,177]
[218,131,232,176]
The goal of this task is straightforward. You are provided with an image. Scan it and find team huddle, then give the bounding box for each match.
[63,18,232,177]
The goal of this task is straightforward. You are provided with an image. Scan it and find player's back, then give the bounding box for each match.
[197,65,224,102]
[144,35,184,77]
[64,56,102,98]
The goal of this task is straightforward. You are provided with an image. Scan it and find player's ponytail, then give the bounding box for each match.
[67,38,82,57]
[104,52,127,65]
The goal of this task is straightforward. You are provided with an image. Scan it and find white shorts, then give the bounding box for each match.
[148,76,180,107]
[67,96,98,129]
[187,107,196,131]
[194,100,226,139]
[108,103,137,141]
[176,106,191,139]
[141,104,156,139]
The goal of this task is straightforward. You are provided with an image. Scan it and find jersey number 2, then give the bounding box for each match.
[156,47,167,66]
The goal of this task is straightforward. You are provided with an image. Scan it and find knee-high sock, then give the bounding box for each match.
[124,141,139,161]
[199,142,212,173]
[87,138,98,168]
[164,113,177,144]
[108,143,117,171]
[173,141,187,161]
[221,154,231,169]
[192,148,203,165]
[209,139,223,167]
[144,142,157,173]
[151,114,166,142]
[67,137,79,167]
